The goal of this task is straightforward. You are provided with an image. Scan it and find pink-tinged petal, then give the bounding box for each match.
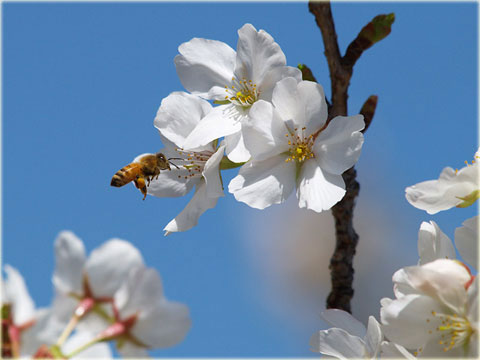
[321,309,366,339]
[3,265,35,325]
[163,180,219,235]
[234,24,286,85]
[243,100,289,161]
[467,276,477,325]
[182,105,242,150]
[405,166,479,214]
[310,328,366,358]
[53,231,86,295]
[174,38,236,99]
[365,316,383,357]
[296,160,346,212]
[224,131,251,163]
[85,239,144,299]
[314,115,365,175]
[380,294,444,349]
[117,342,149,358]
[115,267,164,319]
[455,216,478,270]
[20,309,52,357]
[228,155,296,210]
[203,144,225,198]
[154,92,212,147]
[258,66,302,102]
[132,301,191,349]
[418,221,456,265]
[272,79,328,134]
[395,259,470,312]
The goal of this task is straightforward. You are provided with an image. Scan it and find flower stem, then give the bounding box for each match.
[64,337,100,358]
[56,315,79,347]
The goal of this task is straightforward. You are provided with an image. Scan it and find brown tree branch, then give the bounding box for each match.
[308,1,387,313]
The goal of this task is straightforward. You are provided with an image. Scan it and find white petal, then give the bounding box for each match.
[224,130,251,163]
[296,160,346,212]
[405,166,479,214]
[85,239,144,298]
[234,23,286,84]
[3,265,35,325]
[182,105,242,150]
[146,167,196,198]
[228,155,295,210]
[418,221,456,265]
[174,38,236,99]
[310,328,366,358]
[202,144,225,198]
[53,231,86,295]
[242,100,289,161]
[272,79,328,135]
[467,276,478,327]
[321,309,366,338]
[132,300,191,349]
[380,341,416,358]
[163,180,219,234]
[115,267,164,318]
[154,92,212,147]
[258,66,302,102]
[117,341,149,358]
[380,294,443,349]
[396,259,470,311]
[63,331,113,358]
[364,316,383,357]
[314,115,365,175]
[455,215,478,270]
[20,308,51,357]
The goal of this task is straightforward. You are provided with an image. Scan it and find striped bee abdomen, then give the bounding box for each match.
[110,163,142,187]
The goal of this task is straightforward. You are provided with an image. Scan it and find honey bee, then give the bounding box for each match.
[111,152,174,200]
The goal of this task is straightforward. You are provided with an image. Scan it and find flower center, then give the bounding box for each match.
[285,127,315,163]
[224,77,259,107]
[175,149,214,180]
[428,310,474,353]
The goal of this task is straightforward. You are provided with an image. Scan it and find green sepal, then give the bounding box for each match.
[49,344,65,359]
[214,100,231,105]
[297,64,317,83]
[456,190,480,208]
[359,13,395,47]
[219,156,247,170]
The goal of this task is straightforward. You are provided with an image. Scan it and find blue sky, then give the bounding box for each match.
[3,2,478,357]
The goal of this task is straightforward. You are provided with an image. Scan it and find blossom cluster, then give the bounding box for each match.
[311,149,479,358]
[125,23,365,234]
[1,232,190,358]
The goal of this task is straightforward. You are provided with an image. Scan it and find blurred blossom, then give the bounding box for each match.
[61,331,113,358]
[96,266,191,357]
[176,23,301,162]
[405,148,480,214]
[1,265,52,357]
[381,259,478,358]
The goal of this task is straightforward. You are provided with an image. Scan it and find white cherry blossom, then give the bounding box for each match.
[151,91,225,235]
[405,148,480,214]
[175,23,301,162]
[229,78,364,212]
[310,309,383,358]
[381,259,478,358]
[454,215,478,270]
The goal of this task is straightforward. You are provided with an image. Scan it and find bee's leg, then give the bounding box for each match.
[134,176,148,200]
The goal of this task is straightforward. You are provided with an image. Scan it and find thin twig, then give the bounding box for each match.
[308,0,383,313]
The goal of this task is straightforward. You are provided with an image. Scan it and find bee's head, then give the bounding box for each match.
[156,152,170,170]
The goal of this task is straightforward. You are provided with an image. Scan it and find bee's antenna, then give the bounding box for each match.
[167,158,182,170]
